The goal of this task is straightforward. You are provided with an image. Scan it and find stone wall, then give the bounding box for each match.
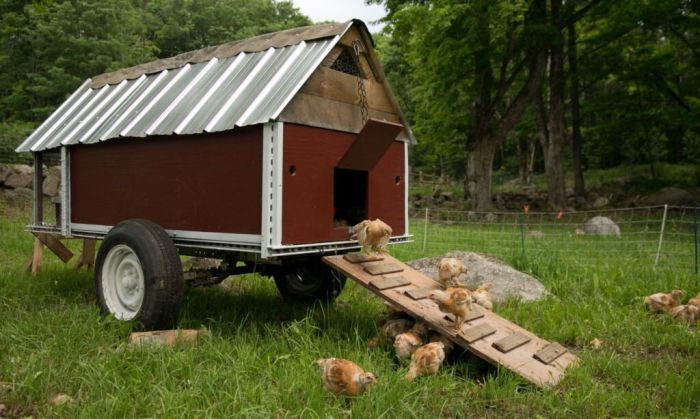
[0,163,61,197]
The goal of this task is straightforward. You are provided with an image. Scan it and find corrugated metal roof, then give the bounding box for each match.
[16,35,340,152]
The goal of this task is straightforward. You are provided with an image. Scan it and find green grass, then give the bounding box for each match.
[1,204,699,417]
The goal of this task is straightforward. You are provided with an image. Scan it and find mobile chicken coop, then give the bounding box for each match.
[16,20,414,329]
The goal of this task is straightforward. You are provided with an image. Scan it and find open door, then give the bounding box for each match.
[336,119,404,171]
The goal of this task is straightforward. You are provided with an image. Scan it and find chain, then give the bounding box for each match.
[352,39,370,124]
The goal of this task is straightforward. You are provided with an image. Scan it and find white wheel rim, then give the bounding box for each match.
[101,244,145,320]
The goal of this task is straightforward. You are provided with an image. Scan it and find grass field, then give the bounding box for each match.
[1,202,699,417]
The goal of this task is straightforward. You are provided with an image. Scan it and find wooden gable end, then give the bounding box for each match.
[280,26,410,141]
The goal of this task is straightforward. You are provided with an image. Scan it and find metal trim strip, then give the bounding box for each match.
[29,86,94,152]
[18,79,91,152]
[204,48,275,132]
[70,223,261,244]
[174,53,247,134]
[67,80,129,145]
[146,59,219,135]
[102,70,168,140]
[80,75,147,143]
[236,43,307,126]
[269,35,340,119]
[121,65,191,137]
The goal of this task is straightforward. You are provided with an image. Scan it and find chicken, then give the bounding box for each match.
[428,287,473,331]
[368,317,414,348]
[437,257,467,288]
[670,304,699,327]
[393,322,430,362]
[472,282,493,311]
[315,358,377,397]
[405,342,446,381]
[428,331,455,358]
[687,292,700,308]
[393,331,424,362]
[644,290,684,313]
[350,219,392,255]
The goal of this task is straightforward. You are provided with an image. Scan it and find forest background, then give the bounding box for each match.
[1,0,699,211]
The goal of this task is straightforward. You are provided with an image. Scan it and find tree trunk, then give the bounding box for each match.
[545,0,567,209]
[568,22,585,198]
[466,138,497,212]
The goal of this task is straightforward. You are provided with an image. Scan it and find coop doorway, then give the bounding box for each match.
[333,168,367,228]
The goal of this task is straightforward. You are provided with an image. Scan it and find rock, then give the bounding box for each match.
[42,173,61,197]
[4,171,33,189]
[583,216,621,237]
[407,251,549,303]
[0,164,11,184]
[13,164,33,176]
[591,196,609,209]
[643,187,696,206]
[51,393,74,406]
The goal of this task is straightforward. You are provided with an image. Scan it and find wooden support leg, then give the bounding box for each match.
[34,232,73,263]
[24,238,44,275]
[76,239,96,270]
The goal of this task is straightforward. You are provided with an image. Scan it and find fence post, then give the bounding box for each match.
[422,207,429,254]
[518,213,526,258]
[653,204,668,271]
[694,206,698,276]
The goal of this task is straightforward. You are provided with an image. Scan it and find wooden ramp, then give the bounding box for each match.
[323,254,579,388]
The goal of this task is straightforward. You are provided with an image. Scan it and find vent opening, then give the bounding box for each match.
[330,49,364,78]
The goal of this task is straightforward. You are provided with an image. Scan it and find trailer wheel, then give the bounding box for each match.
[273,258,346,302]
[94,219,184,330]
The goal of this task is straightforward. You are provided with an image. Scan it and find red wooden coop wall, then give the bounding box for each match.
[282,123,405,245]
[71,126,263,235]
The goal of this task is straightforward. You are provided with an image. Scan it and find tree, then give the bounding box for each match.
[374,0,549,211]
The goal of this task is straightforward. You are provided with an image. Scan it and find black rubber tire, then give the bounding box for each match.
[272,258,346,302]
[94,219,184,330]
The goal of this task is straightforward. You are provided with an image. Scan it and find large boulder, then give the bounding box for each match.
[643,187,696,206]
[42,167,61,197]
[407,251,549,303]
[4,166,33,189]
[0,164,11,184]
[583,216,620,237]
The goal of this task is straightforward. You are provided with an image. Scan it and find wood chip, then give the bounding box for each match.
[405,286,438,300]
[533,342,568,364]
[461,323,496,343]
[369,276,411,290]
[363,263,403,275]
[492,332,531,353]
[343,253,383,264]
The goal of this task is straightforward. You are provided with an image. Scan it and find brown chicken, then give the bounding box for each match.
[644,290,684,313]
[315,358,377,397]
[393,322,430,362]
[428,287,473,331]
[472,282,493,311]
[393,331,424,363]
[670,304,699,327]
[437,257,468,288]
[687,292,700,308]
[405,342,446,381]
[368,317,414,348]
[428,331,455,358]
[350,219,392,255]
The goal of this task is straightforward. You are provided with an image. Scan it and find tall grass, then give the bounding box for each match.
[1,206,699,417]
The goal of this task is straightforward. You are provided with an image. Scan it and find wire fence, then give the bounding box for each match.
[392,205,700,275]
